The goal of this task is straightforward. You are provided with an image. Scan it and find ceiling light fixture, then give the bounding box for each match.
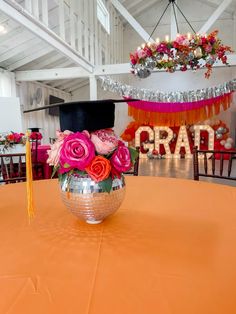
[129,0,232,79]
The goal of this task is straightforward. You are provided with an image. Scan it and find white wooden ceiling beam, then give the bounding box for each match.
[0,37,41,63]
[110,0,154,42]
[28,54,63,70]
[0,0,93,72]
[126,0,145,11]
[8,46,54,71]
[199,0,232,34]
[16,67,91,81]
[15,54,236,81]
[70,80,90,92]
[51,78,88,90]
[197,0,232,15]
[62,79,89,92]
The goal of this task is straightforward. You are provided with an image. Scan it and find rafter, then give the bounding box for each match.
[0,37,42,63]
[199,0,232,34]
[7,46,54,71]
[111,0,154,42]
[0,0,93,72]
[197,0,233,15]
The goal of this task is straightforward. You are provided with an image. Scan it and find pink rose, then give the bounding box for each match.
[110,142,131,173]
[205,44,212,53]
[91,129,118,155]
[137,49,147,59]
[175,35,186,45]
[60,132,95,171]
[13,132,23,143]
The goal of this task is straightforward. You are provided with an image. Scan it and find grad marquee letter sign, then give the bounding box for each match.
[135,125,215,159]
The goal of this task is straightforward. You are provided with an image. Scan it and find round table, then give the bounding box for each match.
[0,177,236,314]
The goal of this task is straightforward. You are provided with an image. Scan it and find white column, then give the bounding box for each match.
[89,76,97,100]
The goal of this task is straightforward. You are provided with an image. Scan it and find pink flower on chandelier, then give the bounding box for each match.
[130,30,233,79]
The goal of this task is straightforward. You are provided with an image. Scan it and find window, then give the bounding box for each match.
[97,0,110,34]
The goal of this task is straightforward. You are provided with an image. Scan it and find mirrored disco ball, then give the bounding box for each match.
[145,58,156,70]
[136,67,151,79]
[60,175,126,224]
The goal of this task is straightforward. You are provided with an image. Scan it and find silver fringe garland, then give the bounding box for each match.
[100,76,236,103]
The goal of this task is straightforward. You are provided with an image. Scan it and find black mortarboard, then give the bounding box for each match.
[24,99,136,132]
[28,127,41,132]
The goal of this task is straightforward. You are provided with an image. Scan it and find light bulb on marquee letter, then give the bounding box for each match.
[154,126,173,159]
[173,126,192,159]
[194,125,214,159]
[135,126,154,159]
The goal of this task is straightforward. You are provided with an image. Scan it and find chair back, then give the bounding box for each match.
[49,137,57,144]
[193,146,236,181]
[124,147,140,176]
[0,153,26,184]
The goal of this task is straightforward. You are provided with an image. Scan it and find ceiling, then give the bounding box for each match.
[0,0,236,94]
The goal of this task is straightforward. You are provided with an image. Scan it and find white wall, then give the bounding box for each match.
[17,82,72,143]
[0,70,22,134]
[0,70,16,97]
[0,97,22,133]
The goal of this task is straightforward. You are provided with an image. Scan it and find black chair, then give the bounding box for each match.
[49,137,57,144]
[0,153,26,184]
[193,146,236,181]
[124,147,140,176]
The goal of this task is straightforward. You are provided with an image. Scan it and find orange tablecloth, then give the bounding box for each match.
[0,177,236,314]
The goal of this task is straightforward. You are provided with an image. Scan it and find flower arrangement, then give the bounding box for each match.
[29,132,43,140]
[47,129,138,192]
[0,132,26,150]
[130,30,232,78]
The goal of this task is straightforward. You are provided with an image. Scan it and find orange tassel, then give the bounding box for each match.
[26,131,34,221]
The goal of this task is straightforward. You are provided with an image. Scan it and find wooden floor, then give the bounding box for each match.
[138,158,236,187]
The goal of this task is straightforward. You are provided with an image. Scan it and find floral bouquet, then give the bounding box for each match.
[47,129,138,192]
[0,132,26,150]
[29,132,43,140]
[130,30,232,78]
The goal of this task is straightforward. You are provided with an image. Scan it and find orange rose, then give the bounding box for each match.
[86,156,111,182]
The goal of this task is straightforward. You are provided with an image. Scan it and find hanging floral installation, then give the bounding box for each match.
[129,31,232,79]
[100,77,236,126]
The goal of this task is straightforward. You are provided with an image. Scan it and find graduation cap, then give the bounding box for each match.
[28,127,41,132]
[24,99,135,133]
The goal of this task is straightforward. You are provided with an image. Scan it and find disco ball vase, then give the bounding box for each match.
[60,174,126,224]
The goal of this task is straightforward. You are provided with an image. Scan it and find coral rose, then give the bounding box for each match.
[91,129,118,155]
[47,140,63,166]
[86,156,111,182]
[60,132,95,171]
[56,129,73,141]
[110,142,131,173]
[47,130,73,166]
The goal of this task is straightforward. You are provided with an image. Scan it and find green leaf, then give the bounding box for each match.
[58,172,68,183]
[128,147,139,165]
[73,169,87,176]
[98,177,113,193]
[63,163,71,169]
[51,166,59,178]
